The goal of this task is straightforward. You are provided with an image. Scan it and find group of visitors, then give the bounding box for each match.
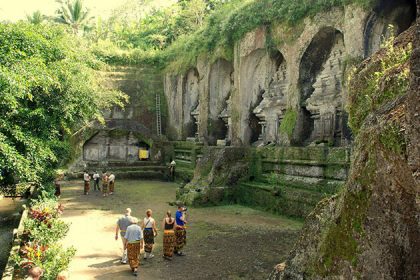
[115,206,187,276]
[83,171,116,197]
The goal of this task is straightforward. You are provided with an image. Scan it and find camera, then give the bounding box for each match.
[182,207,188,212]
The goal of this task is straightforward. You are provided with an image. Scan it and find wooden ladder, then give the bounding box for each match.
[156,92,162,137]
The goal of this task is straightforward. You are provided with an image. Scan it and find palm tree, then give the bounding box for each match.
[26,10,45,24]
[55,0,93,34]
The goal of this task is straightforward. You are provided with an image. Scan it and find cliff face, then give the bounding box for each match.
[269,12,419,280]
[163,1,417,149]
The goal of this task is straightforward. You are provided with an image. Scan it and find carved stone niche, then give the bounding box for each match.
[187,103,200,142]
[253,62,288,145]
[183,68,199,140]
[305,36,345,144]
[218,97,232,146]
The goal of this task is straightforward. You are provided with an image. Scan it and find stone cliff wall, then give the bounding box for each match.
[268,12,419,280]
[164,1,416,148]
[70,66,166,172]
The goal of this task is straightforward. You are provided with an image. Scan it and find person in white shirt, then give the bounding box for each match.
[141,209,158,259]
[92,171,100,191]
[83,171,90,195]
[109,173,116,194]
[169,159,176,181]
[115,208,132,264]
[124,218,144,276]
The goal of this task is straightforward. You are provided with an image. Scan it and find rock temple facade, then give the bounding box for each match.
[164,1,416,147]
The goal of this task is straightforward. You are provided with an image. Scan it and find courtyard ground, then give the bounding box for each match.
[60,180,302,280]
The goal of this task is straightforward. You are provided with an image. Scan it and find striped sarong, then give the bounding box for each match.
[102,183,108,194]
[163,230,175,257]
[84,181,90,194]
[174,226,186,252]
[143,228,154,253]
[127,242,141,269]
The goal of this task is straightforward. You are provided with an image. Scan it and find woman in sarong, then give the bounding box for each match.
[142,209,158,259]
[124,217,143,276]
[101,171,109,197]
[162,210,176,260]
[83,171,90,195]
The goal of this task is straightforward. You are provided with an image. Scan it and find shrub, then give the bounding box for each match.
[14,243,76,280]
[24,218,69,246]
[13,196,74,279]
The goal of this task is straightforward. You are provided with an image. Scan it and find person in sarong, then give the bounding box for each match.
[162,210,176,260]
[124,217,143,276]
[174,205,187,256]
[108,172,116,194]
[142,209,158,259]
[115,208,132,264]
[102,171,109,197]
[83,171,90,195]
[92,171,100,191]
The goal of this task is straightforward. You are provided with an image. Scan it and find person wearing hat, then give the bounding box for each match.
[124,217,144,276]
[115,208,132,264]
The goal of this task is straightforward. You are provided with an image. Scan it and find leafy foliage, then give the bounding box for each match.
[89,0,375,72]
[279,109,297,139]
[26,11,47,25]
[347,28,412,134]
[0,23,127,186]
[55,0,93,34]
[13,196,75,280]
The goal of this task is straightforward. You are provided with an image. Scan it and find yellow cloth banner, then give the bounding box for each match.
[139,149,149,160]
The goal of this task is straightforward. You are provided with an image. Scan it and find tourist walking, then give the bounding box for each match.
[174,205,187,256]
[83,171,90,195]
[93,171,100,191]
[124,217,144,276]
[102,171,109,197]
[169,159,176,181]
[142,209,158,259]
[162,210,176,260]
[109,172,116,194]
[115,208,132,264]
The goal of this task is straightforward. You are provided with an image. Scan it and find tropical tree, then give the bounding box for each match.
[26,10,46,24]
[55,0,93,34]
[0,23,127,186]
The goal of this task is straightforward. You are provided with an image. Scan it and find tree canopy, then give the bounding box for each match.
[0,23,127,186]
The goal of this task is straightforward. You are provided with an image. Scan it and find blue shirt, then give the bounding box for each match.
[124,224,143,242]
[176,210,184,226]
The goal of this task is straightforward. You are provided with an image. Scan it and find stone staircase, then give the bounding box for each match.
[69,161,169,180]
[234,147,350,218]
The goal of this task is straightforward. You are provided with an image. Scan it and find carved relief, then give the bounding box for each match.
[305,36,345,143]
[253,60,288,144]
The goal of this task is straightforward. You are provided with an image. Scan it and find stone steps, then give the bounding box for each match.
[102,166,168,172]
[86,161,161,168]
[258,174,343,194]
[68,161,168,180]
[240,181,326,202]
[236,181,329,218]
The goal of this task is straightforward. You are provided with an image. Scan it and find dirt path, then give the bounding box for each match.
[60,180,302,280]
